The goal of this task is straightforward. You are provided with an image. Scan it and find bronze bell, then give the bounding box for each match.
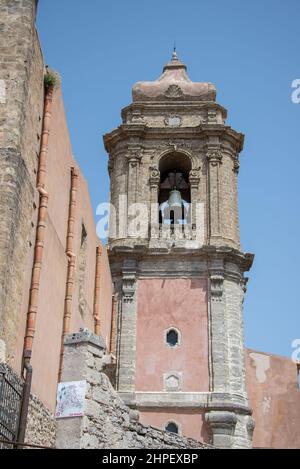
[168,188,182,208]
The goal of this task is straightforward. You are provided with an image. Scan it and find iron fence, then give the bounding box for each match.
[0,364,23,449]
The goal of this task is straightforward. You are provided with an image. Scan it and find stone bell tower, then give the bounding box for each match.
[104,51,255,448]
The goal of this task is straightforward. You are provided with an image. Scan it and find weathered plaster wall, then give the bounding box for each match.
[139,410,209,443]
[246,349,300,448]
[134,277,209,442]
[13,89,113,411]
[135,278,209,392]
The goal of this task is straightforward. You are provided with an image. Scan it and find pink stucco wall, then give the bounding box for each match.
[140,410,210,443]
[135,278,209,392]
[13,89,112,411]
[135,278,209,442]
[246,349,300,448]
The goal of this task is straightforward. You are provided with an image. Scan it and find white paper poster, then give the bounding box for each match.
[55,380,86,419]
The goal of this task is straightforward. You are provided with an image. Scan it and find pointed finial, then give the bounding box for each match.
[163,44,186,72]
[172,42,178,61]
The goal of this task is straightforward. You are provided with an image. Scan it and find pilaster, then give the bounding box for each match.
[206,147,223,243]
[116,259,138,392]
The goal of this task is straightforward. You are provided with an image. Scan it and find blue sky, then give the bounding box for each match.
[37,0,300,359]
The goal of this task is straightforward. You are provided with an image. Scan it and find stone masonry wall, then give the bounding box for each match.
[0,0,44,366]
[56,331,211,449]
[25,394,56,448]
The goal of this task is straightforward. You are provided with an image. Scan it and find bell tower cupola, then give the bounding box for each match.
[104,51,243,251]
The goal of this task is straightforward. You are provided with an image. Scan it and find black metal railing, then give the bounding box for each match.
[0,364,23,449]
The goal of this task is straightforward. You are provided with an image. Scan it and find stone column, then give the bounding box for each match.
[207,148,222,243]
[116,260,137,392]
[56,330,106,449]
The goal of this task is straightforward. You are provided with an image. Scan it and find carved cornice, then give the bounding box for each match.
[121,101,228,120]
[120,391,251,414]
[104,122,244,156]
[109,245,254,280]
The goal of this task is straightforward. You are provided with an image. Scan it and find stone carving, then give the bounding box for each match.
[126,147,142,168]
[164,116,182,127]
[233,159,240,174]
[164,84,183,99]
[122,261,137,303]
[149,167,160,179]
[122,278,136,303]
[207,110,217,124]
[149,166,160,186]
[207,149,223,167]
[210,275,224,302]
[164,372,182,392]
[189,167,201,187]
[167,139,193,151]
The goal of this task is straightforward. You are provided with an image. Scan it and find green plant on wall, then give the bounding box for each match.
[44,68,61,89]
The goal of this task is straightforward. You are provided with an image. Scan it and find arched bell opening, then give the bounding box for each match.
[158,152,192,227]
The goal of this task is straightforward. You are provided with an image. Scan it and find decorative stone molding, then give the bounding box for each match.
[164,115,182,127]
[164,84,183,99]
[120,391,252,411]
[207,149,223,167]
[126,145,143,168]
[210,275,224,302]
[189,167,200,187]
[207,109,218,124]
[205,410,237,448]
[166,139,194,151]
[122,277,136,303]
[164,372,182,392]
[122,260,137,304]
[233,158,240,174]
[149,166,160,186]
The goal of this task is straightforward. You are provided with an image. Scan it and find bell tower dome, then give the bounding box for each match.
[104,53,254,448]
